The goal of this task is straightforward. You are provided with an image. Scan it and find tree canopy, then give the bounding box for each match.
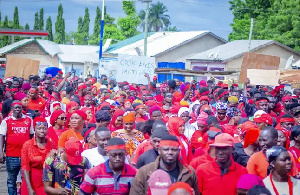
[229,0,300,51]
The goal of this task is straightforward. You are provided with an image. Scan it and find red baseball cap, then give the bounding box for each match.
[210,133,234,147]
[253,113,273,125]
[149,170,172,195]
[65,138,83,165]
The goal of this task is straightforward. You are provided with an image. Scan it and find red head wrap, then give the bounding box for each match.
[243,128,260,148]
[72,110,87,120]
[33,117,47,129]
[50,110,65,126]
[168,182,194,195]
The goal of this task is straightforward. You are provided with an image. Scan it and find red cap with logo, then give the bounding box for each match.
[253,113,273,125]
[65,138,83,165]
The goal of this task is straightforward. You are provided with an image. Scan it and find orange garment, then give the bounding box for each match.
[28,97,46,112]
[246,150,298,179]
[131,140,153,165]
[61,97,70,104]
[57,129,84,148]
[111,129,144,157]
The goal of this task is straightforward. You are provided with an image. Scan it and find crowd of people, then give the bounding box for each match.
[0,71,300,195]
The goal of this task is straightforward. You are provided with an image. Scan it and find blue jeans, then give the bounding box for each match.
[6,156,21,195]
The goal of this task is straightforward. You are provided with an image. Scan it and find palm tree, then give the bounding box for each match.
[139,2,171,32]
[166,26,180,32]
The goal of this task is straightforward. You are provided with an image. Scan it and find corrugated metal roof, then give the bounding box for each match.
[0,39,62,57]
[107,31,224,57]
[106,32,155,53]
[58,45,99,63]
[187,40,300,61]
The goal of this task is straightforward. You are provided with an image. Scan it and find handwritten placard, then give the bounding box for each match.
[247,69,280,86]
[116,54,155,85]
[99,57,118,79]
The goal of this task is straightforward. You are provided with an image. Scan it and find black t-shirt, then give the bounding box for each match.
[136,149,159,169]
[159,165,179,183]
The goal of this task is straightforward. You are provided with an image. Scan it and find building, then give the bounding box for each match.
[107,31,227,65]
[0,39,61,75]
[186,40,300,81]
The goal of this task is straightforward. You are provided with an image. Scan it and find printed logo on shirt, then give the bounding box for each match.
[24,120,29,125]
[39,102,42,104]
[11,126,29,133]
[198,137,203,142]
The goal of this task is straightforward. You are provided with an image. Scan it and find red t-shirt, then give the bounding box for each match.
[0,114,34,157]
[289,146,300,171]
[28,97,46,112]
[196,160,248,195]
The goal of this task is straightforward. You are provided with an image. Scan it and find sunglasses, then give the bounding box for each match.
[217,112,226,115]
[35,122,48,126]
[57,117,67,120]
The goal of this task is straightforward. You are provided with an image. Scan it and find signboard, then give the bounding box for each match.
[280,70,300,88]
[239,52,280,83]
[116,54,155,85]
[247,69,280,86]
[5,55,40,79]
[99,57,118,79]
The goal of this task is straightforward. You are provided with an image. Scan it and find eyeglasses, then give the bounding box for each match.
[57,117,67,120]
[35,122,48,126]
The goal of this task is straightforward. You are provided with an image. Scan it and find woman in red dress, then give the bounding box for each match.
[21,117,57,195]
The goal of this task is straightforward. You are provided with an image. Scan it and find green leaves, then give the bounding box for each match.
[229,0,300,51]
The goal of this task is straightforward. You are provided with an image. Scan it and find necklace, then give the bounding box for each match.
[269,173,293,195]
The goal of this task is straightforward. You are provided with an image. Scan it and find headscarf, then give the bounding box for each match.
[216,102,227,110]
[33,117,47,129]
[21,83,31,90]
[243,128,260,148]
[14,92,27,101]
[237,174,265,190]
[282,95,292,102]
[167,117,192,164]
[109,109,125,132]
[149,106,161,117]
[178,107,189,118]
[50,110,65,126]
[228,96,239,103]
[226,107,241,118]
[123,111,135,123]
[66,101,79,113]
[72,110,87,120]
[168,182,194,195]
[50,101,62,114]
[189,100,200,114]
[277,129,290,149]
[266,146,287,175]
[197,111,209,125]
[95,110,111,122]
[239,121,257,136]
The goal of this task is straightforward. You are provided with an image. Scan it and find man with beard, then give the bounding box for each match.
[247,126,298,178]
[130,134,199,195]
[196,133,248,195]
[80,138,136,194]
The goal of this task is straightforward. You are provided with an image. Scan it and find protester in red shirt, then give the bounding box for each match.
[47,109,67,145]
[28,87,46,114]
[21,117,57,195]
[0,101,34,195]
[289,125,300,171]
[196,133,248,195]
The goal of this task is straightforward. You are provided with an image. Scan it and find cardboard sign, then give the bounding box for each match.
[239,52,280,83]
[5,55,40,79]
[280,70,300,85]
[247,69,280,86]
[116,54,155,85]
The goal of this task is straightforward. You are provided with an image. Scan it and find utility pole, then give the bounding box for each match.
[141,0,152,56]
[248,18,254,52]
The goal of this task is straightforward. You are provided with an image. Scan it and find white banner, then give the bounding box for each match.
[116,54,155,85]
[99,57,118,79]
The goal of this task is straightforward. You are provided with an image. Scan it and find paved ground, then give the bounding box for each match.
[0,164,8,195]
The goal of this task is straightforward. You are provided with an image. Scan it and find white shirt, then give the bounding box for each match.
[263,175,300,195]
[81,147,129,167]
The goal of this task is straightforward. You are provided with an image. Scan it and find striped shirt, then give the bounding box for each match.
[80,160,137,195]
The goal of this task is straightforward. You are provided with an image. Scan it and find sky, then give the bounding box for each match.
[0,0,234,40]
